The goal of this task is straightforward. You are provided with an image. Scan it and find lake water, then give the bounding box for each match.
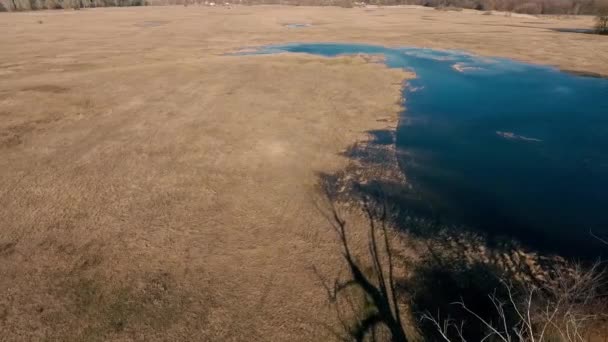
[241,43,608,257]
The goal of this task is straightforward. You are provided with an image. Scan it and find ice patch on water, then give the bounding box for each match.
[452,63,482,73]
[496,131,543,142]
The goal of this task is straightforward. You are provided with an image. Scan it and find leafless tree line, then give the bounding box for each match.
[0,0,145,11]
[596,12,608,33]
[406,0,608,15]
[3,0,608,14]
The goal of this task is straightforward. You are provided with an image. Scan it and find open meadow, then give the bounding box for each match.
[1,5,607,341]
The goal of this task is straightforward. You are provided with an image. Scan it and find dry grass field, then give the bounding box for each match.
[0,5,607,341]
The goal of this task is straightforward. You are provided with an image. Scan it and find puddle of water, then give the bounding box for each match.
[239,43,608,257]
[284,23,312,29]
[551,28,595,34]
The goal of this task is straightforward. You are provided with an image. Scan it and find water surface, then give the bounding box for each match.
[243,43,608,257]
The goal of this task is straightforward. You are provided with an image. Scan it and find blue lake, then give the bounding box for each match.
[242,43,608,257]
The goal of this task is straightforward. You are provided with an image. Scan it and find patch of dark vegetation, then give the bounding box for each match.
[21,84,70,94]
[0,304,8,322]
[434,5,463,11]
[0,116,62,149]
[0,128,26,148]
[0,241,17,257]
[596,13,608,34]
[64,271,192,340]
[562,69,607,78]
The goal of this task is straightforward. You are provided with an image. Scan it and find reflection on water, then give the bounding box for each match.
[241,43,608,257]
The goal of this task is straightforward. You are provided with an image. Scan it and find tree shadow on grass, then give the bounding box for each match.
[403,258,520,341]
[314,199,409,342]
[315,191,529,341]
[316,189,606,341]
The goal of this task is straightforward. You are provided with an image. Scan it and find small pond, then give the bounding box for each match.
[240,43,608,258]
[284,23,312,28]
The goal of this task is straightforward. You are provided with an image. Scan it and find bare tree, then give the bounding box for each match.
[596,12,608,34]
[422,262,606,342]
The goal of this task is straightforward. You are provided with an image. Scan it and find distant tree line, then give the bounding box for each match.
[232,0,608,14]
[3,0,608,13]
[3,0,608,15]
[597,12,608,33]
[0,0,145,11]
[270,0,608,14]
[405,0,608,15]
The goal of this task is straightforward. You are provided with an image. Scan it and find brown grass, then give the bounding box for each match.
[0,5,607,341]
